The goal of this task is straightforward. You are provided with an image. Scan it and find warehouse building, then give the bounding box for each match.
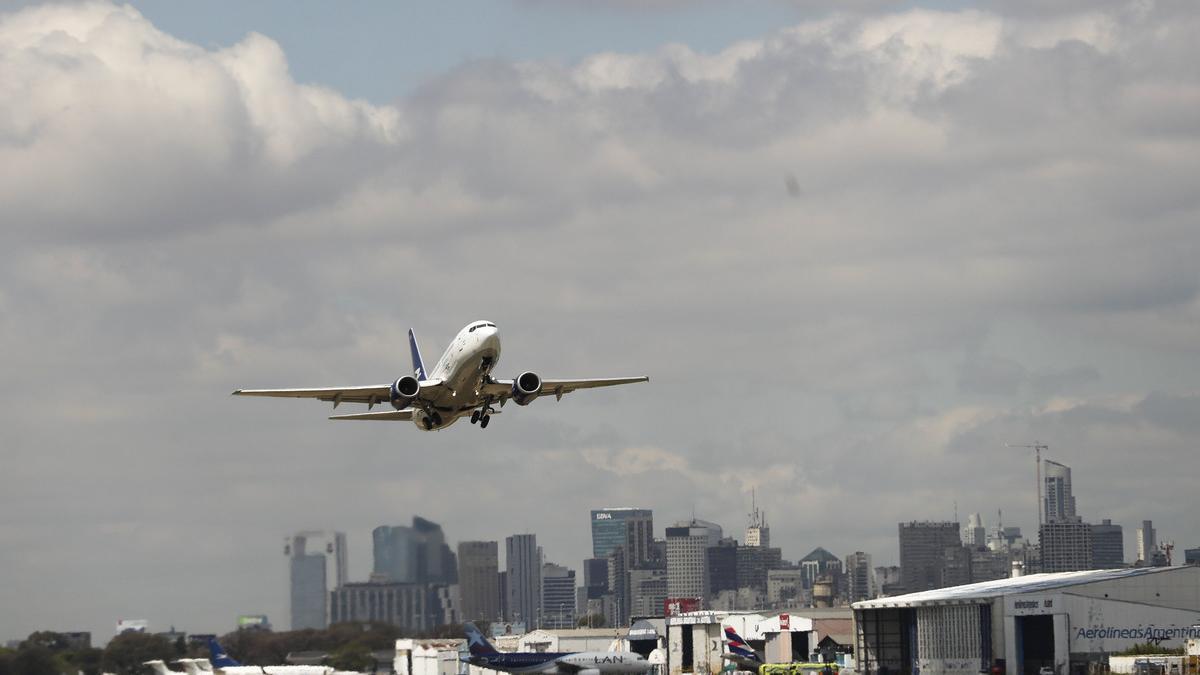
[853,566,1200,675]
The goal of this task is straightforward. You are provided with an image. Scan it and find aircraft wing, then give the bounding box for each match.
[329,410,414,421]
[232,380,444,408]
[481,376,648,401]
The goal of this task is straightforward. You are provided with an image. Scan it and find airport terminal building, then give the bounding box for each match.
[853,566,1200,675]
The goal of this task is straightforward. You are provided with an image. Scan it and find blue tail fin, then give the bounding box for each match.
[464,623,498,656]
[724,627,761,663]
[208,638,242,668]
[408,329,428,381]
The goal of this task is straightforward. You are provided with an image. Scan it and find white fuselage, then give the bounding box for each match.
[415,323,501,430]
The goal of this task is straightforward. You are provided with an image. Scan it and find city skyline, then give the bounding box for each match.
[4,0,1200,644]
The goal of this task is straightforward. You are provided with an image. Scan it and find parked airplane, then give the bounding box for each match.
[233,321,648,431]
[206,638,334,675]
[464,623,651,675]
[145,661,186,675]
[721,627,764,671]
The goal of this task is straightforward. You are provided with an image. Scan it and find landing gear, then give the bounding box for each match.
[480,415,490,429]
[431,411,443,426]
[471,410,480,424]
[422,417,433,430]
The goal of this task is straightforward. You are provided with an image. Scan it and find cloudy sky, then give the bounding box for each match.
[2,0,1199,642]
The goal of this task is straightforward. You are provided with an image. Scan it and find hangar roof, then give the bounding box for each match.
[853,567,1180,609]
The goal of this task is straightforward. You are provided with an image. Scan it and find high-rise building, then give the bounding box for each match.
[1137,521,1157,564]
[874,566,903,596]
[541,563,576,629]
[329,582,442,631]
[582,558,609,600]
[285,531,346,630]
[629,567,668,618]
[845,552,873,602]
[1185,548,1200,566]
[898,521,961,593]
[373,517,457,584]
[666,520,723,601]
[766,569,805,606]
[736,545,783,593]
[707,538,739,594]
[965,513,986,548]
[591,508,655,565]
[457,541,500,622]
[506,534,541,624]
[1040,519,1093,572]
[746,494,770,548]
[1044,461,1077,523]
[800,547,842,589]
[606,545,629,626]
[1091,520,1125,569]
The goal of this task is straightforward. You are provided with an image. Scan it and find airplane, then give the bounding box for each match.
[233,321,648,431]
[206,639,330,675]
[144,661,186,675]
[722,627,764,671]
[464,622,651,675]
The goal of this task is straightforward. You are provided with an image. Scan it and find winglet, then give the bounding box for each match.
[409,328,428,381]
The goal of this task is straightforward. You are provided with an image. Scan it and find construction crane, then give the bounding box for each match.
[1006,442,1049,528]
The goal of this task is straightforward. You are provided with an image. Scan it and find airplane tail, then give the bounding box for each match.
[144,661,173,675]
[724,627,762,663]
[464,623,498,656]
[409,329,428,381]
[208,638,242,668]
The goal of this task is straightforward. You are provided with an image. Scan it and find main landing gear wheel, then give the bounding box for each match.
[471,410,480,424]
[431,412,444,426]
[480,415,490,429]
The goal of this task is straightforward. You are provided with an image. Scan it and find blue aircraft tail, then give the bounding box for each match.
[408,329,428,381]
[464,623,498,656]
[724,627,761,663]
[208,638,242,668]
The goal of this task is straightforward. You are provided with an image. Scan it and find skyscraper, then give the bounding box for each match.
[845,551,874,602]
[373,516,457,584]
[965,513,986,548]
[1091,520,1125,569]
[506,534,541,624]
[707,538,739,594]
[1137,521,1157,564]
[1040,518,1093,572]
[591,508,655,565]
[457,541,500,622]
[666,519,722,600]
[898,521,961,593]
[286,531,346,630]
[1044,460,1077,523]
[541,563,576,629]
[800,547,842,589]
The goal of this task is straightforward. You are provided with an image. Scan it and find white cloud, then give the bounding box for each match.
[2,0,1199,641]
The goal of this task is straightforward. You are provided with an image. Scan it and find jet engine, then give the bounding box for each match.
[390,375,420,410]
[511,371,542,405]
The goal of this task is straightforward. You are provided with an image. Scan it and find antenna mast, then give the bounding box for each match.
[1006,442,1049,528]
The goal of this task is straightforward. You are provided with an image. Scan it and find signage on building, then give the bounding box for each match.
[1005,594,1062,615]
[116,619,148,634]
[780,613,790,630]
[665,597,701,616]
[595,513,613,520]
[237,615,271,630]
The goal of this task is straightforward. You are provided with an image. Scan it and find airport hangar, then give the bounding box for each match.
[853,566,1200,675]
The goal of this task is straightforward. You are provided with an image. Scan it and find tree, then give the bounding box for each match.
[101,633,174,675]
[327,646,373,673]
[13,646,61,675]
